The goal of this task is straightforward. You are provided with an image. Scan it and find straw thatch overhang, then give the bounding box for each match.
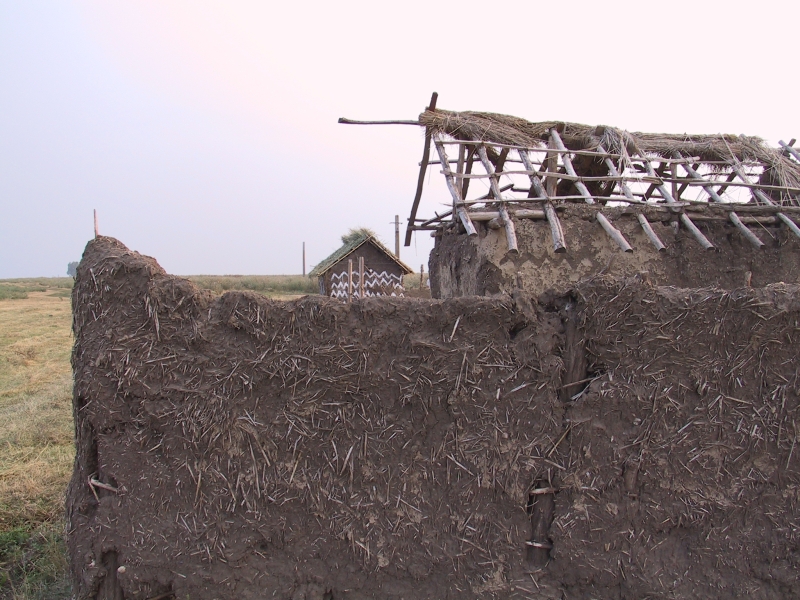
[340,93,800,255]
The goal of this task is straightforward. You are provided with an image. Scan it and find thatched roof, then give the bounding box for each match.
[420,109,800,189]
[309,231,413,278]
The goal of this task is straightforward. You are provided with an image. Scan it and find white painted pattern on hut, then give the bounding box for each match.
[330,270,404,300]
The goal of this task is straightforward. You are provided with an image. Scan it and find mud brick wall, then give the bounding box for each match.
[68,237,800,599]
[430,206,800,299]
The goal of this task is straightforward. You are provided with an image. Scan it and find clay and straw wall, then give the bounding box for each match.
[68,237,800,599]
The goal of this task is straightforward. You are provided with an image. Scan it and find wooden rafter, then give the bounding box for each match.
[477,146,518,253]
[731,164,800,239]
[518,150,566,253]
[641,159,715,250]
[678,157,764,249]
[598,143,665,252]
[433,137,477,237]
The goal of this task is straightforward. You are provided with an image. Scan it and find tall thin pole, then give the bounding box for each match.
[302,242,306,276]
[93,209,99,238]
[358,256,365,299]
[394,215,400,258]
[347,259,353,303]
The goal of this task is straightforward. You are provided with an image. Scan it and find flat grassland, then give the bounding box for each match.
[0,281,74,600]
[0,275,318,599]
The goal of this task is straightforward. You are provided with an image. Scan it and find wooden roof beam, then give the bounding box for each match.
[477,146,518,253]
[641,159,715,250]
[549,130,636,252]
[779,140,800,163]
[433,137,477,237]
[548,129,594,204]
[598,143,665,252]
[731,164,800,239]
[518,149,566,253]
[679,157,764,249]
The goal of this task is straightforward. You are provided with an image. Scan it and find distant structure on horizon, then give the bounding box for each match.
[309,230,413,301]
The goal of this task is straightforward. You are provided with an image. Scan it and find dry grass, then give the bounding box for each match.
[186,274,316,299]
[0,288,74,599]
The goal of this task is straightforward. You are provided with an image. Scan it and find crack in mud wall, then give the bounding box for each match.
[68,238,800,599]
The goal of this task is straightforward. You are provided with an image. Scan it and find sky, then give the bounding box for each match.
[1,0,799,277]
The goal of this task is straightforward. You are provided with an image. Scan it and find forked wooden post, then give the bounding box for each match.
[642,160,715,250]
[433,138,477,237]
[518,150,566,253]
[358,256,365,299]
[731,164,800,239]
[678,157,764,249]
[477,146,518,253]
[597,143,666,252]
[347,259,353,303]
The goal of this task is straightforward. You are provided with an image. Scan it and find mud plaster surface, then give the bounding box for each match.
[69,237,800,599]
[430,205,800,298]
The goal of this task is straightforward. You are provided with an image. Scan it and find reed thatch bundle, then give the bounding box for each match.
[420,109,800,190]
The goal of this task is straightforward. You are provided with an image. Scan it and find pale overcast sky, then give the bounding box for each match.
[1,1,798,277]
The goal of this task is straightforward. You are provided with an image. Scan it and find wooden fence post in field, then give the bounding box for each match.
[420,264,424,288]
[348,259,353,303]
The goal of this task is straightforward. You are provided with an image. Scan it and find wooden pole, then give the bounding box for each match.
[779,140,800,163]
[347,259,353,303]
[420,265,424,288]
[641,160,715,250]
[518,149,566,253]
[461,145,475,200]
[636,214,667,252]
[433,138,477,236]
[678,158,764,249]
[476,146,518,253]
[549,131,631,252]
[548,129,594,203]
[597,143,666,252]
[394,215,400,258]
[93,209,98,238]
[405,92,438,246]
[358,256,365,299]
[730,164,800,239]
[596,213,633,252]
[302,242,306,276]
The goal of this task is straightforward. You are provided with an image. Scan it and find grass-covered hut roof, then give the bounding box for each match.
[309,230,413,278]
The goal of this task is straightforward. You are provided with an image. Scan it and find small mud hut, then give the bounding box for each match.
[341,93,800,297]
[310,229,413,300]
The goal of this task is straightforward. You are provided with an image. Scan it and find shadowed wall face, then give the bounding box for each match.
[68,237,800,599]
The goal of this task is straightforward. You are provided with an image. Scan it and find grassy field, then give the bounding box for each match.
[0,280,74,599]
